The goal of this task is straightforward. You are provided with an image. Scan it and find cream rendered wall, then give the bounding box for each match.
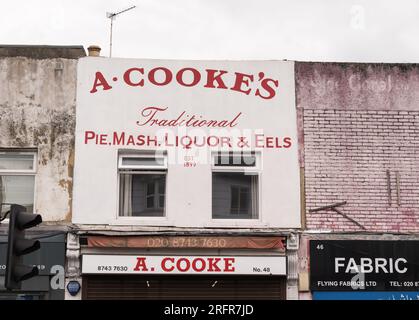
[72,58,300,228]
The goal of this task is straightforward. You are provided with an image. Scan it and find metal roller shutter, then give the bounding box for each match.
[82,275,286,300]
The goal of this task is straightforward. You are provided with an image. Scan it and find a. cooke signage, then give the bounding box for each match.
[310,240,419,291]
[82,255,286,275]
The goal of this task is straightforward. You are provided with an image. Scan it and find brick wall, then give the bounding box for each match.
[297,62,419,233]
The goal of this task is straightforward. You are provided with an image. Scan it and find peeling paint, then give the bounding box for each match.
[296,62,419,111]
[0,56,78,222]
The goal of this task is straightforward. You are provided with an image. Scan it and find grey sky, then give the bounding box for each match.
[2,0,419,62]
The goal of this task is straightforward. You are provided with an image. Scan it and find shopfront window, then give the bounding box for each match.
[118,152,167,217]
[212,152,259,219]
[0,151,36,217]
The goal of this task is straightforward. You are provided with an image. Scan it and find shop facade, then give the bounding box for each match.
[75,234,291,300]
[4,45,419,300]
[67,57,302,300]
[296,62,419,300]
[66,232,300,300]
[297,235,419,300]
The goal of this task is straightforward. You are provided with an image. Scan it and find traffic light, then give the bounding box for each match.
[5,204,42,290]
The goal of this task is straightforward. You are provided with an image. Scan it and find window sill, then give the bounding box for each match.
[112,217,175,226]
[204,220,269,228]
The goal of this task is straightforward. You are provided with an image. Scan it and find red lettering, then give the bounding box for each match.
[147,135,158,147]
[176,68,201,87]
[161,257,175,272]
[217,120,228,127]
[99,134,108,145]
[90,72,112,93]
[113,132,125,145]
[136,107,168,126]
[157,257,239,273]
[134,257,149,271]
[266,136,274,148]
[148,67,172,86]
[127,135,135,146]
[204,69,228,89]
[256,77,279,100]
[224,258,235,272]
[123,68,144,87]
[185,115,197,127]
[84,131,96,144]
[230,72,253,95]
[228,112,242,128]
[90,67,279,100]
[192,258,206,272]
[255,134,264,148]
[283,137,292,148]
[207,258,221,272]
[176,258,191,272]
[136,135,146,146]
[274,137,283,148]
[207,136,220,147]
[220,137,232,148]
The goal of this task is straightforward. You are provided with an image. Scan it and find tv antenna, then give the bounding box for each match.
[106,5,136,57]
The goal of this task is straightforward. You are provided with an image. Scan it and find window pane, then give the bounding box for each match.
[212,172,258,219]
[0,175,35,215]
[146,196,154,208]
[239,187,250,214]
[121,157,165,167]
[0,153,34,171]
[158,179,165,194]
[146,182,155,196]
[230,186,240,213]
[119,173,165,217]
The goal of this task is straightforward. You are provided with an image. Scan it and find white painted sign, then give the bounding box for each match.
[82,255,286,275]
[73,58,300,227]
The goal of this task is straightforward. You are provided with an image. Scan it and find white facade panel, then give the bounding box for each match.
[73,58,300,227]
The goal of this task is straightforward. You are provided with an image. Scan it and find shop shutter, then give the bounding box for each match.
[82,275,286,300]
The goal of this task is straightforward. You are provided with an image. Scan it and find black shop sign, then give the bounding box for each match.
[310,240,419,291]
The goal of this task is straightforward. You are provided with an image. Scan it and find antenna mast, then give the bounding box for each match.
[106,5,136,57]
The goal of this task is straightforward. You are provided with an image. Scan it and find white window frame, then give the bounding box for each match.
[0,150,37,218]
[118,153,168,171]
[145,178,165,210]
[0,151,37,174]
[208,151,266,227]
[116,151,171,225]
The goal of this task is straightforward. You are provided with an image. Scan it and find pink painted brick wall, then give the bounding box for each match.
[297,62,419,233]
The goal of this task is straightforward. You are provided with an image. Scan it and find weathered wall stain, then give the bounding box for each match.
[0,57,78,222]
